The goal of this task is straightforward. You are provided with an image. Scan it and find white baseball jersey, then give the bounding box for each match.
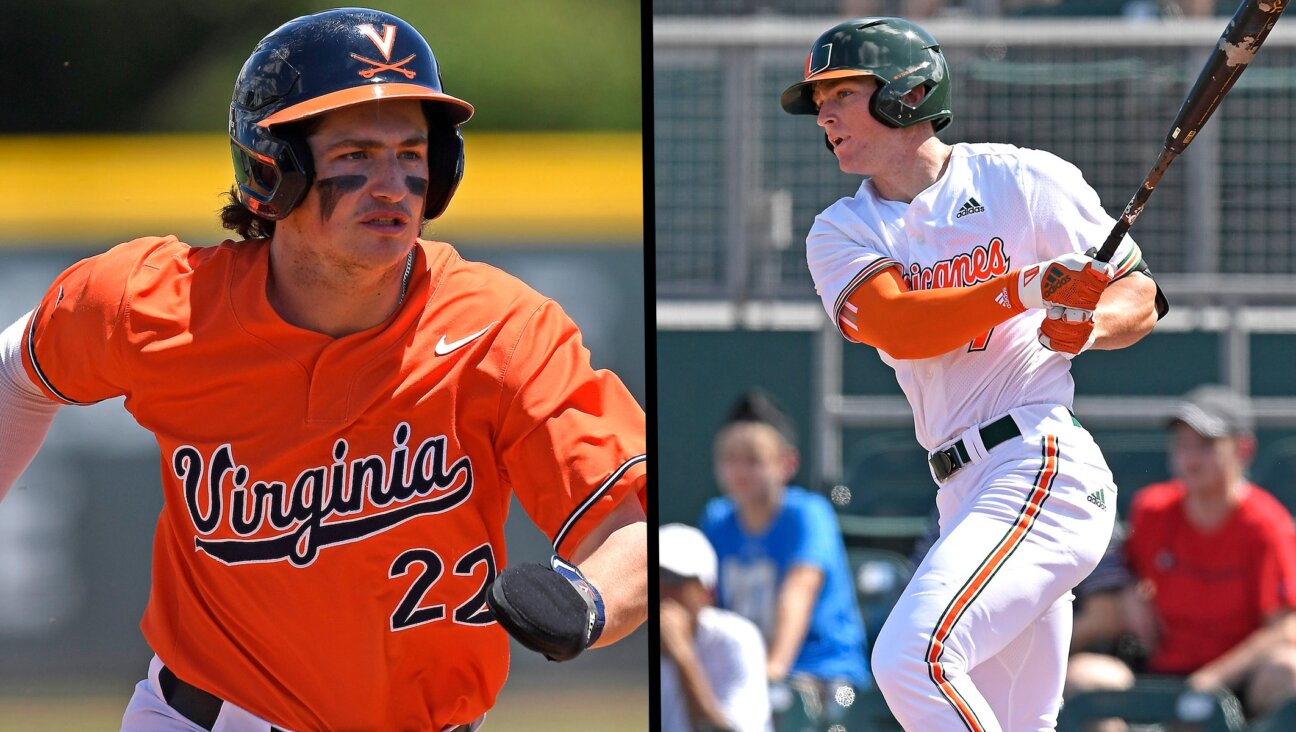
[806,142,1142,451]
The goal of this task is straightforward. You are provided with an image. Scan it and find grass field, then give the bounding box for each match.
[0,683,648,732]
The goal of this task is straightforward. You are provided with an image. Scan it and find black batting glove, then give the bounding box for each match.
[486,555,606,662]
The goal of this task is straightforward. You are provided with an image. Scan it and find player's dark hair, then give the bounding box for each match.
[723,389,798,448]
[220,186,276,241]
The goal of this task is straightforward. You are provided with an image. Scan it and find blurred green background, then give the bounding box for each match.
[6,0,642,133]
[0,2,647,730]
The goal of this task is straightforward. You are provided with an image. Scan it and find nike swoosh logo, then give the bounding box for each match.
[434,322,498,356]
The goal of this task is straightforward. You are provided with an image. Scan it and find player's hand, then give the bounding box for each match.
[1011,249,1114,314]
[1039,308,1097,356]
[486,555,605,662]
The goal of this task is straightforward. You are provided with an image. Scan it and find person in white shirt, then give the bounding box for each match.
[660,523,773,732]
[780,17,1167,732]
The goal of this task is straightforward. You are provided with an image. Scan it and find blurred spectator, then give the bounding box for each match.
[660,523,773,732]
[699,390,869,721]
[1065,385,1296,718]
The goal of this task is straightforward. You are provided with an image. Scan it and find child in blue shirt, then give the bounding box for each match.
[700,390,869,717]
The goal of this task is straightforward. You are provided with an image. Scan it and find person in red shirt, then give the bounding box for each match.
[1066,385,1296,718]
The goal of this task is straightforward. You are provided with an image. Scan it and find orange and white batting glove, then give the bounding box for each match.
[1007,249,1114,357]
[1008,250,1115,316]
[1039,308,1098,356]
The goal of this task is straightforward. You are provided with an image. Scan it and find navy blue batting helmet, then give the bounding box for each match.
[229,8,474,221]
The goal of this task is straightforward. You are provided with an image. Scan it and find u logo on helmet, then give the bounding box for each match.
[806,42,833,78]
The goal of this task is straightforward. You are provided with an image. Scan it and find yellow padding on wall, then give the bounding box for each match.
[0,133,642,247]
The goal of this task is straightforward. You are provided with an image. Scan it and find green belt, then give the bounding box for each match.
[928,415,1022,482]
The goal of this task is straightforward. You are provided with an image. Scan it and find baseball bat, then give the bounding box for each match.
[1095,0,1288,262]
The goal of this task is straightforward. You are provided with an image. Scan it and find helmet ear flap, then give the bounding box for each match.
[230,119,315,220]
[424,123,465,221]
[271,129,316,219]
[868,83,906,130]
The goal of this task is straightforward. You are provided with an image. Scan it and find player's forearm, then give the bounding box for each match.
[1091,273,1158,351]
[0,312,60,504]
[571,495,647,647]
[842,270,1023,360]
[766,564,824,680]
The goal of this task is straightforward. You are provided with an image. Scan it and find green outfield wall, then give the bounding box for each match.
[658,327,1296,535]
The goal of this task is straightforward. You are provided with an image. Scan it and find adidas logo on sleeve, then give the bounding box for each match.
[956,197,986,218]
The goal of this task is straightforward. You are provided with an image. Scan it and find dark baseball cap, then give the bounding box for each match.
[724,389,797,446]
[1168,385,1254,438]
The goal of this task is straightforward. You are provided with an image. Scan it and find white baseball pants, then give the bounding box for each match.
[871,404,1117,732]
[119,656,292,732]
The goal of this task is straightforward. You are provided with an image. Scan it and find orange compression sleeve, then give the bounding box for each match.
[838,267,1026,360]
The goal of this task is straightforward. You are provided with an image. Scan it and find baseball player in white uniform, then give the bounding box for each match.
[780,18,1168,731]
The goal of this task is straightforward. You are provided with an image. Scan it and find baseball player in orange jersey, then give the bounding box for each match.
[0,8,646,732]
[781,18,1168,731]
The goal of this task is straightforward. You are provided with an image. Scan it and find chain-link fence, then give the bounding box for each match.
[655,18,1296,300]
[655,17,1296,491]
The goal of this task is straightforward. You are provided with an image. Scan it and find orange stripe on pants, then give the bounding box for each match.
[923,435,1060,732]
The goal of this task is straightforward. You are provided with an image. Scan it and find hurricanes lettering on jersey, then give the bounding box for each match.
[175,422,473,567]
[808,143,1150,450]
[904,237,1010,291]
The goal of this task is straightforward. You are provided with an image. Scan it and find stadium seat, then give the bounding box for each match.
[1249,695,1296,732]
[772,683,821,732]
[842,434,935,518]
[846,548,915,651]
[831,685,903,731]
[1057,678,1247,732]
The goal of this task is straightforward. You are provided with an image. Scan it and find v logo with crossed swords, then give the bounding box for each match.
[353,23,417,79]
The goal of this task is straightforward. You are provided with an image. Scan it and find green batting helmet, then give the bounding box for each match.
[780,17,952,132]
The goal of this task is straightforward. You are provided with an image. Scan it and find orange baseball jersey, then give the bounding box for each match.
[21,235,647,731]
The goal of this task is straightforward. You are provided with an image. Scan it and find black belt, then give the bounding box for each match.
[159,666,231,731]
[160,665,473,731]
[928,415,1022,482]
